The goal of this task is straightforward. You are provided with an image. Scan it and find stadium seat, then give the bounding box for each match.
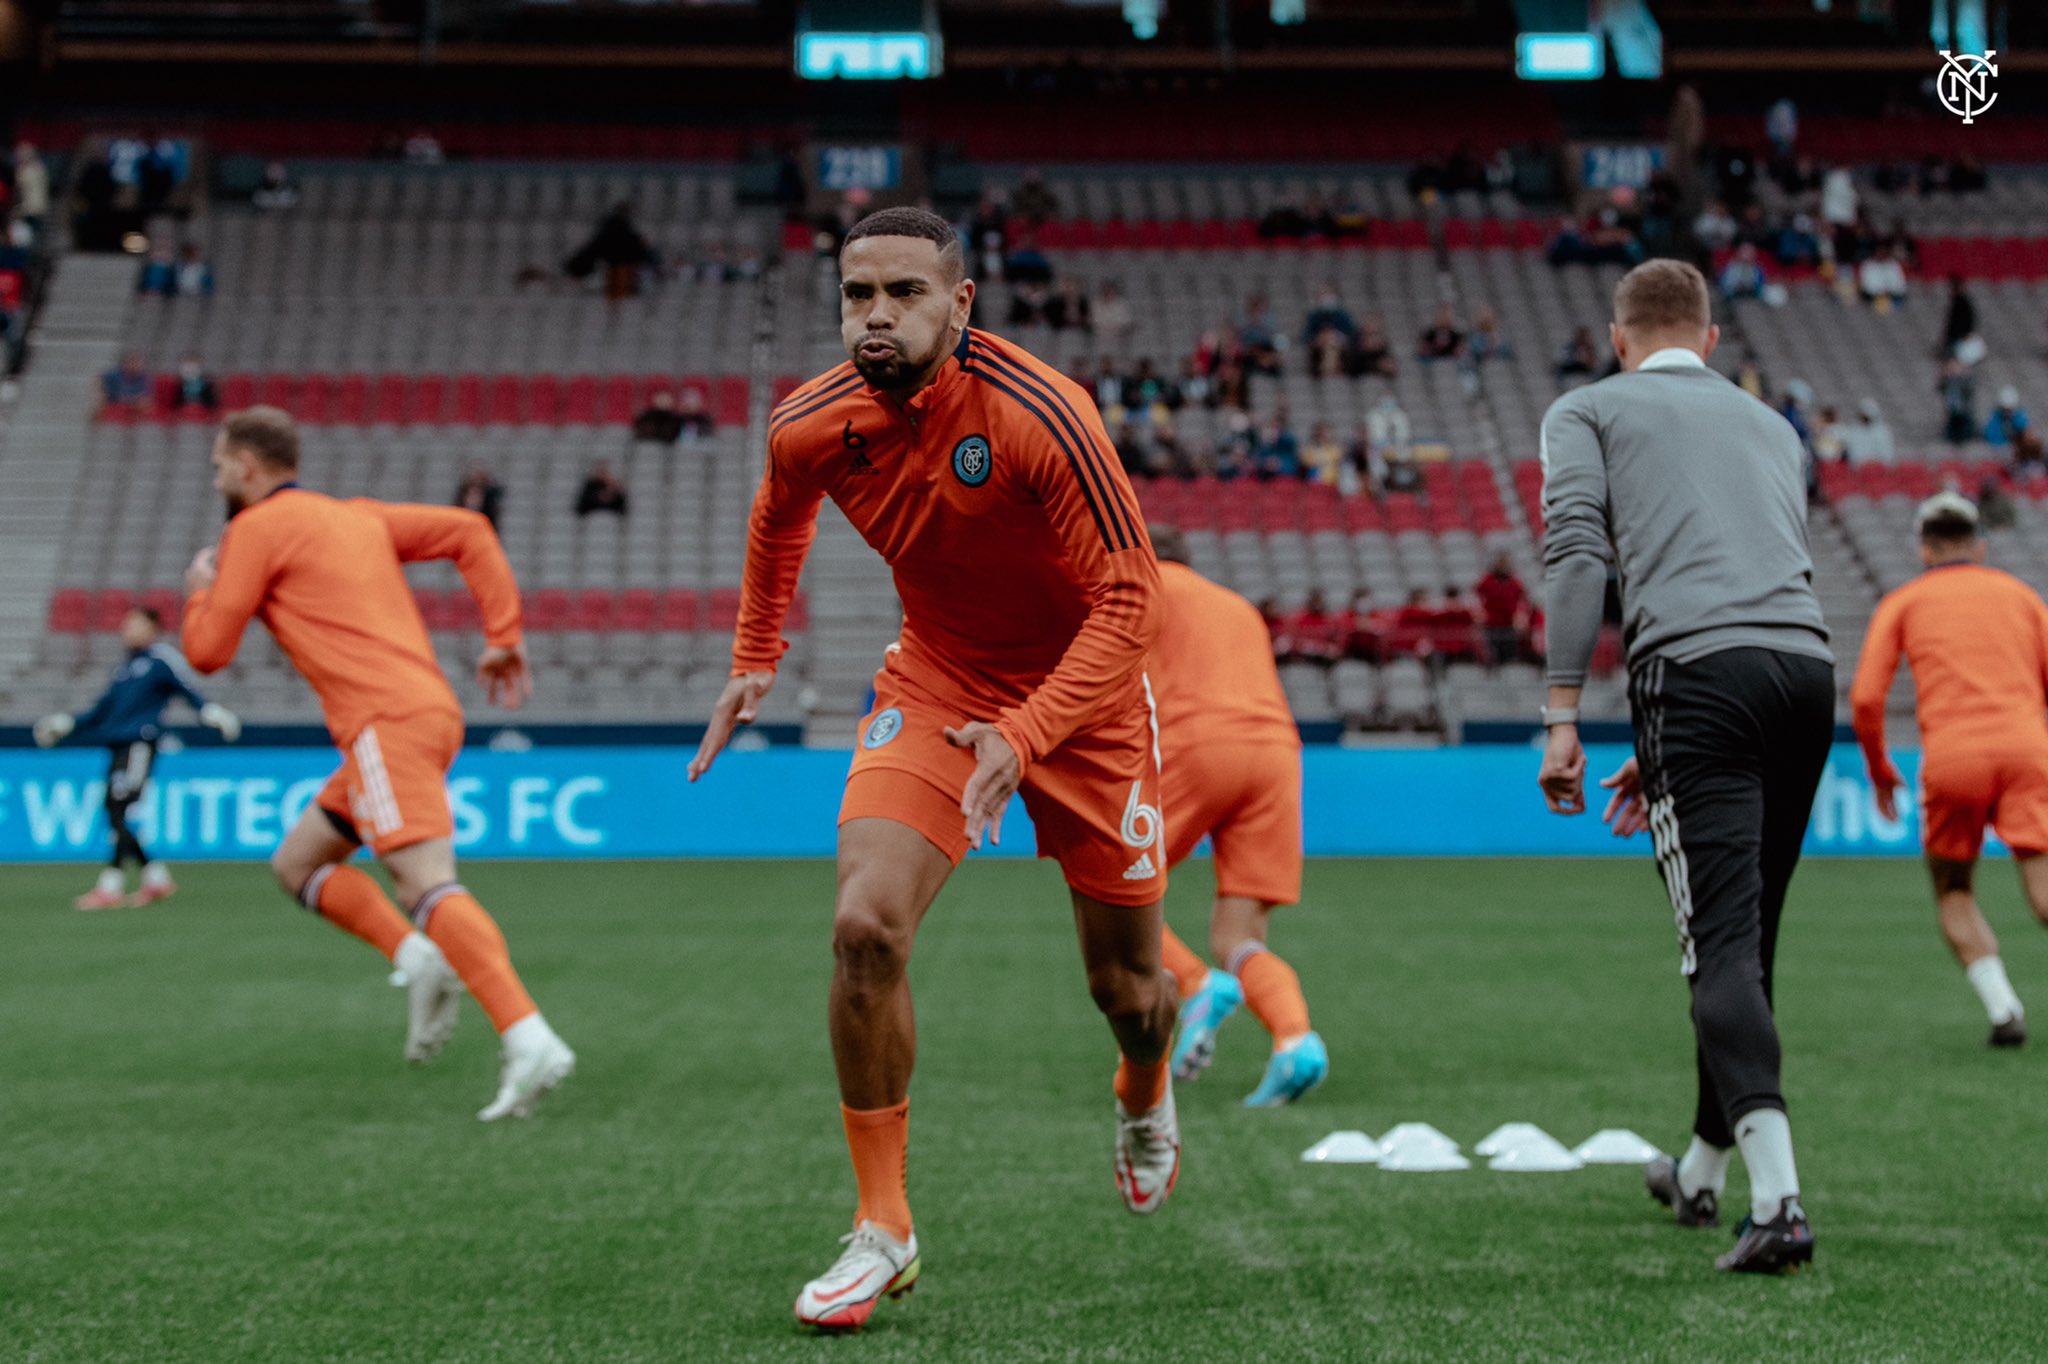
[47,589,89,634]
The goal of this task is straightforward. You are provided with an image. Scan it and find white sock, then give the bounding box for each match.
[141,861,172,889]
[96,867,124,895]
[1734,1108,1801,1223]
[1965,955,2024,1025]
[1676,1135,1731,1199]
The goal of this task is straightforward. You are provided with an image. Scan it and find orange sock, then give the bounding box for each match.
[305,864,411,961]
[1234,945,1311,1049]
[1159,925,1209,1000]
[1114,1055,1169,1113]
[417,887,537,1033]
[842,1101,912,1240]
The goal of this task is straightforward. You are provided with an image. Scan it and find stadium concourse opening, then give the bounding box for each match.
[4,2,2048,1357]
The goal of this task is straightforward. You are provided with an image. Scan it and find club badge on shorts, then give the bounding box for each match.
[951,434,993,488]
[863,707,904,749]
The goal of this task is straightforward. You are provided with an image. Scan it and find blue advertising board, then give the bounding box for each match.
[0,743,1949,863]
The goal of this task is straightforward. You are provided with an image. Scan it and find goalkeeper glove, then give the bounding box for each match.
[200,702,242,743]
[32,713,75,748]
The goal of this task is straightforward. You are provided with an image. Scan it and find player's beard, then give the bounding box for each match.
[221,489,249,518]
[851,332,943,393]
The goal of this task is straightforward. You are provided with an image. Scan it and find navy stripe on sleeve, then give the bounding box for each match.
[960,362,1121,552]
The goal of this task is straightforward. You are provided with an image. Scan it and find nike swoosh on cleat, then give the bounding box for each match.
[810,1270,882,1305]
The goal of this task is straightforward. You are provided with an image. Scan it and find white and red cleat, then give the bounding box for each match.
[794,1221,920,1333]
[1115,1086,1182,1214]
[126,879,177,908]
[73,887,127,912]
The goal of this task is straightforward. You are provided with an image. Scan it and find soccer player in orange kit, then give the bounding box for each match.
[1145,527,1327,1106]
[181,406,575,1120]
[689,208,1178,1332]
[1852,490,2048,1049]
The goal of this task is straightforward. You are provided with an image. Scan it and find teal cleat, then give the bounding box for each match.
[1170,970,1244,1081]
[1243,1031,1329,1108]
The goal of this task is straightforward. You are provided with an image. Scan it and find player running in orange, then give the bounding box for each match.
[181,406,575,1119]
[1145,527,1327,1105]
[1852,490,2048,1049]
[690,208,1178,1333]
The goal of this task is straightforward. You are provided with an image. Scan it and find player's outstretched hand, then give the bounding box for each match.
[690,671,776,782]
[1599,756,1648,837]
[945,721,1021,850]
[1537,725,1588,815]
[184,546,218,596]
[199,702,242,743]
[477,643,533,711]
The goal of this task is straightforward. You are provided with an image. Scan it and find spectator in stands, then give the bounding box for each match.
[1124,358,1179,415]
[1002,231,1053,286]
[1344,590,1383,661]
[1985,387,2032,447]
[1285,592,1345,667]
[12,143,49,241]
[1342,422,1384,498]
[1812,406,1847,463]
[1208,361,1249,413]
[1841,399,1897,465]
[1044,276,1091,332]
[1464,306,1510,365]
[2011,428,2046,476]
[252,161,299,211]
[1978,473,2019,531]
[168,354,218,413]
[1859,243,1910,309]
[1302,285,1358,346]
[1735,351,1768,401]
[1544,216,1588,267]
[1717,243,1769,302]
[1943,275,1979,359]
[1092,357,1127,416]
[634,390,705,444]
[1780,379,1816,454]
[1006,281,1049,328]
[1260,598,1290,658]
[100,353,151,412]
[1352,317,1397,379]
[137,243,178,296]
[1307,326,1349,381]
[566,203,658,302]
[175,244,214,298]
[1092,280,1135,353]
[965,193,1008,277]
[1416,304,1464,362]
[1687,201,1734,262]
[1367,394,1413,472]
[1302,422,1343,486]
[1113,421,1154,479]
[454,462,503,528]
[1474,555,1531,667]
[1556,326,1599,381]
[1258,196,1314,241]
[1177,356,1210,409]
[1940,358,1979,445]
[1151,421,1192,480]
[1255,413,1302,481]
[1774,213,1822,269]
[1238,295,1282,375]
[403,129,446,165]
[1011,169,1059,225]
[1820,166,1859,252]
[576,462,629,517]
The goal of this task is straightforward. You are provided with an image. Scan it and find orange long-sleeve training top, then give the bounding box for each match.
[734,328,1159,775]
[181,487,522,744]
[1147,561,1300,760]
[1850,562,2048,785]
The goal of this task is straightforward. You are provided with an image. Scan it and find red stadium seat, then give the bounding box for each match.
[656,589,699,631]
[296,374,335,423]
[564,376,599,424]
[335,374,371,424]
[713,376,749,427]
[47,588,89,634]
[526,589,571,631]
[410,375,449,424]
[452,375,485,425]
[444,591,481,631]
[411,588,450,630]
[615,588,656,631]
[92,589,135,632]
[373,374,408,424]
[570,589,615,632]
[601,375,638,424]
[528,375,563,426]
[704,587,742,629]
[486,376,524,424]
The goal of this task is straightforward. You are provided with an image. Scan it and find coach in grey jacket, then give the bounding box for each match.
[1536,259,1833,1275]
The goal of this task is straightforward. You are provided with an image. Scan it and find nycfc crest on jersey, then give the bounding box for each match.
[863,707,904,749]
[951,434,993,488]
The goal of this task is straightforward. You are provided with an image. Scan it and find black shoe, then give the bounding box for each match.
[1644,1154,1719,1227]
[1990,1016,2028,1048]
[1715,1198,1815,1274]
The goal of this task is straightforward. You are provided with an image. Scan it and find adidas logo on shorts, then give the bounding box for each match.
[1122,852,1157,881]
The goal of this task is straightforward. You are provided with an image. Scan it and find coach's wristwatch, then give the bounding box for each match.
[1539,706,1580,728]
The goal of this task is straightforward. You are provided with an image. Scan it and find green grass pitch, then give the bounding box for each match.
[6,856,2048,1362]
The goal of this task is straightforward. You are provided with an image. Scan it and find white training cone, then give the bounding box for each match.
[1488,1131,1585,1173]
[1301,1131,1381,1164]
[1475,1123,1555,1158]
[1377,1122,1470,1172]
[1573,1129,1663,1165]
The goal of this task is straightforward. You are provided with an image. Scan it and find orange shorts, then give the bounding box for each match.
[1161,738,1303,907]
[1921,743,2048,861]
[317,710,464,855]
[840,665,1166,907]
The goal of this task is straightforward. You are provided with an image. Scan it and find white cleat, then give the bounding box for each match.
[477,1014,575,1121]
[793,1221,921,1333]
[1114,1085,1181,1214]
[394,933,463,1065]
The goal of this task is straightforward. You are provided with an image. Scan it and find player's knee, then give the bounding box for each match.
[1690,977,1765,1050]
[271,846,318,900]
[831,901,912,983]
[1085,960,1156,1019]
